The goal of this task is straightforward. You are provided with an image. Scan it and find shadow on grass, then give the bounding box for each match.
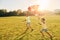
[14,28,29,40]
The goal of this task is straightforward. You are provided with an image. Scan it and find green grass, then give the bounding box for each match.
[0,15,60,40]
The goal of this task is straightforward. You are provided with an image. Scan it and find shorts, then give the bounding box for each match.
[27,22,30,24]
[26,22,30,27]
[40,28,47,32]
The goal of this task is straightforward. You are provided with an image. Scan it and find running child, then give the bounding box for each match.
[24,13,33,32]
[39,17,53,40]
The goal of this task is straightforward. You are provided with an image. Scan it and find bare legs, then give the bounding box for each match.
[40,30,53,40]
[46,31,53,40]
[26,23,33,32]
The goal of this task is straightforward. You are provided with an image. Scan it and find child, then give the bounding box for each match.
[39,18,53,40]
[24,14,33,32]
[35,12,53,40]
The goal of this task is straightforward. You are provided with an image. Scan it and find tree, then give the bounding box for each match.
[0,9,7,16]
[7,10,17,16]
[16,9,22,16]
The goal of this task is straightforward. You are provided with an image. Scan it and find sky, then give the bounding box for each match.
[0,0,60,11]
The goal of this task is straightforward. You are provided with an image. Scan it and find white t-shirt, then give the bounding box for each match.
[26,16,30,23]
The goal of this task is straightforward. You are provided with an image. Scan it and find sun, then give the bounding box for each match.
[35,0,50,11]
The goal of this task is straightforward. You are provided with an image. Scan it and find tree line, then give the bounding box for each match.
[0,9,34,17]
[0,9,60,17]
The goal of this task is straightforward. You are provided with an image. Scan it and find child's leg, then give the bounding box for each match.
[29,24,33,32]
[26,23,29,31]
[40,31,44,37]
[26,23,33,32]
[27,23,31,29]
[40,30,45,40]
[46,31,53,40]
[40,29,45,37]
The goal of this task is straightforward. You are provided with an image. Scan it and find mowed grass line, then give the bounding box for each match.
[0,15,60,40]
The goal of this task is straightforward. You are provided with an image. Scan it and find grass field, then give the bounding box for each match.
[0,15,60,40]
